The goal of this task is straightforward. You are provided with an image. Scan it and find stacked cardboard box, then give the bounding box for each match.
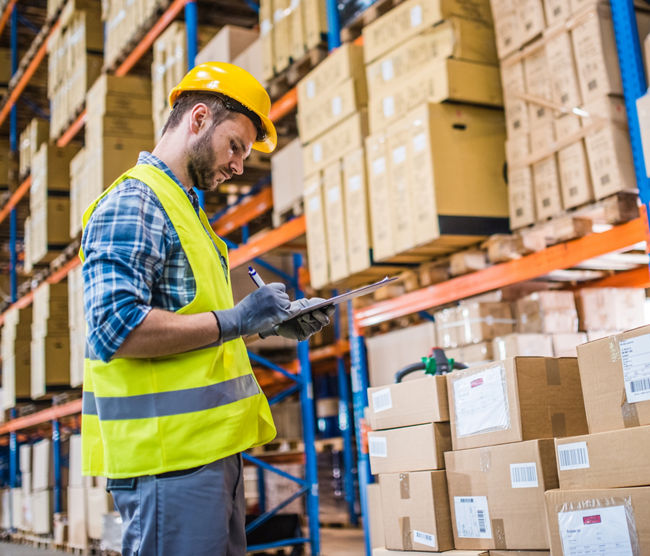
[445,356,587,550]
[31,282,71,399]
[1,306,32,410]
[47,0,103,140]
[299,44,370,287]
[18,119,49,179]
[271,138,304,226]
[544,325,650,552]
[576,287,646,340]
[495,2,650,229]
[367,375,454,551]
[67,264,85,388]
[70,74,153,238]
[151,22,217,138]
[26,143,77,271]
[196,25,259,66]
[260,0,327,81]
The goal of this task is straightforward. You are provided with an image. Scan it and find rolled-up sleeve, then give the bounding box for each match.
[82,181,169,362]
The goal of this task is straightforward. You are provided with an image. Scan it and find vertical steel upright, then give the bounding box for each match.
[348,302,373,556]
[294,253,321,556]
[324,0,341,49]
[52,420,62,513]
[9,408,17,531]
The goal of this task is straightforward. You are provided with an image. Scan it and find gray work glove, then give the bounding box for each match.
[261,297,335,341]
[214,283,292,343]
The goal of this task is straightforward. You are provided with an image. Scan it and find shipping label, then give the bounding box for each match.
[510,462,539,488]
[620,333,650,403]
[368,435,387,458]
[412,530,436,548]
[371,388,392,413]
[453,365,510,438]
[557,441,590,471]
[558,505,634,556]
[454,496,492,539]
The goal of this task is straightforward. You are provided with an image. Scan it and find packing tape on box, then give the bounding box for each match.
[609,336,621,363]
[491,518,507,549]
[480,449,491,473]
[545,358,561,386]
[621,391,641,428]
[399,473,410,500]
[551,413,567,437]
[400,516,412,550]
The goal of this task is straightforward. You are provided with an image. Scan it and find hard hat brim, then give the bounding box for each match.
[254,113,277,153]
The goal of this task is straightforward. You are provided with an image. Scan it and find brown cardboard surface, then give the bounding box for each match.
[368,423,451,474]
[493,8,521,60]
[546,31,582,111]
[501,61,529,136]
[32,439,51,491]
[492,334,554,360]
[576,287,646,332]
[446,342,494,366]
[379,470,453,551]
[507,166,535,229]
[445,439,558,550]
[365,131,394,260]
[551,333,587,358]
[523,49,552,126]
[532,155,562,221]
[576,325,650,433]
[558,140,594,209]
[67,486,87,549]
[368,375,448,430]
[342,147,372,274]
[516,0,545,45]
[323,162,350,281]
[32,489,52,535]
[86,487,113,539]
[447,357,588,450]
[387,118,415,253]
[271,139,304,216]
[303,174,329,288]
[489,552,549,556]
[368,483,385,548]
[529,121,554,159]
[545,487,650,555]
[373,549,488,555]
[515,291,579,334]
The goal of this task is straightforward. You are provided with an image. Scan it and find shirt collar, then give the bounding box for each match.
[137,151,201,211]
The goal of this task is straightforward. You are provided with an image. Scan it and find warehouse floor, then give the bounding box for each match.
[0,528,365,555]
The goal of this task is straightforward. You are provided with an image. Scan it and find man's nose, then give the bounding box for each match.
[229,157,244,176]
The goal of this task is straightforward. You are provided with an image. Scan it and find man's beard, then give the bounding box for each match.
[186,128,220,192]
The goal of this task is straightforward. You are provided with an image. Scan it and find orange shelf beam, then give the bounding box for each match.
[0,20,59,128]
[0,175,31,226]
[269,87,297,122]
[213,188,273,236]
[48,256,81,285]
[229,215,306,269]
[354,217,650,329]
[115,0,188,76]
[0,0,17,39]
[0,399,82,434]
[586,266,650,289]
[56,110,86,147]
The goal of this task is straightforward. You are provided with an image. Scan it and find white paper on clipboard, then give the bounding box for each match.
[285,276,398,320]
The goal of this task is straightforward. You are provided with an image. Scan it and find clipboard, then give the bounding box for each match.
[287,276,398,320]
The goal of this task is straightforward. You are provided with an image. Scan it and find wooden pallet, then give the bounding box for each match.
[340,0,405,43]
[272,200,303,228]
[268,46,328,102]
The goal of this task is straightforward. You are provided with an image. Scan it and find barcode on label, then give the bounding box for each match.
[557,441,590,471]
[630,378,650,393]
[371,388,392,413]
[413,530,436,547]
[510,462,538,488]
[459,498,474,503]
[477,510,486,533]
[368,436,387,458]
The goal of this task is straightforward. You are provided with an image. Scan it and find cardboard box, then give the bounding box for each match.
[362,0,493,63]
[32,439,51,491]
[546,31,582,110]
[545,487,650,555]
[303,174,329,288]
[447,357,588,451]
[260,0,274,82]
[505,133,529,166]
[445,439,558,550]
[368,422,451,474]
[365,322,437,387]
[556,425,650,489]
[303,0,327,49]
[529,121,554,158]
[552,333,587,357]
[515,291,579,334]
[342,147,371,274]
[20,444,31,474]
[365,131,394,260]
[271,139,304,217]
[368,58,502,133]
[323,162,350,281]
[68,486,87,549]
[373,549,488,556]
[493,8,521,59]
[86,487,113,539]
[233,38,263,84]
[446,342,493,366]
[365,18,497,96]
[576,325,650,433]
[492,334,554,359]
[544,0,569,26]
[576,287,646,332]
[367,483,385,548]
[379,470,454,551]
[516,0,545,45]
[289,1,306,60]
[524,49,552,126]
[457,302,514,345]
[197,25,258,65]
[69,434,83,487]
[558,140,594,209]
[450,250,487,277]
[507,166,536,229]
[367,375,448,430]
[32,489,52,534]
[297,44,364,107]
[532,155,563,221]
[501,61,529,136]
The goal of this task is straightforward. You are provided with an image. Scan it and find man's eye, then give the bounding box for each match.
[230,141,238,153]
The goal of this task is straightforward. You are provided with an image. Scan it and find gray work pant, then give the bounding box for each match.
[108,454,246,556]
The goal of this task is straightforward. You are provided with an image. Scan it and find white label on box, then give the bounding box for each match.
[453,365,510,438]
[620,333,650,403]
[371,388,392,413]
[510,462,538,488]
[372,157,386,176]
[306,80,316,99]
[331,96,342,117]
[368,436,387,457]
[308,196,321,212]
[454,496,492,539]
[274,9,284,22]
[327,186,340,204]
[557,441,590,471]
[413,132,427,153]
[348,175,362,193]
[312,143,322,163]
[392,146,406,165]
[410,4,423,27]
[558,505,633,556]
[413,530,436,548]
[381,60,394,82]
[383,96,395,118]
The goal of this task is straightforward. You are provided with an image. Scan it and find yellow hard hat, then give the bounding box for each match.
[169,62,277,153]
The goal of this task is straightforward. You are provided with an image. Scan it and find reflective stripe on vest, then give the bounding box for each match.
[80,164,276,478]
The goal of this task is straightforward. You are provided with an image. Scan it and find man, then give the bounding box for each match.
[80,62,332,555]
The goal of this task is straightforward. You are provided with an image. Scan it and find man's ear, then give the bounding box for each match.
[189,103,208,134]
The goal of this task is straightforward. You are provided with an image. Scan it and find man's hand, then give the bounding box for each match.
[262,298,335,341]
[215,283,292,342]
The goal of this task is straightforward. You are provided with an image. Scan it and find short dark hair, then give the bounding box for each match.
[161,91,266,142]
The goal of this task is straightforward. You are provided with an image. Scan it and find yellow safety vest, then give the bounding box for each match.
[79,164,276,478]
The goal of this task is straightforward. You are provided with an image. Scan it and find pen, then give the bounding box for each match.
[248,266,265,288]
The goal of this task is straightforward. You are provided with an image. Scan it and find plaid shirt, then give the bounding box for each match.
[82,151,228,362]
